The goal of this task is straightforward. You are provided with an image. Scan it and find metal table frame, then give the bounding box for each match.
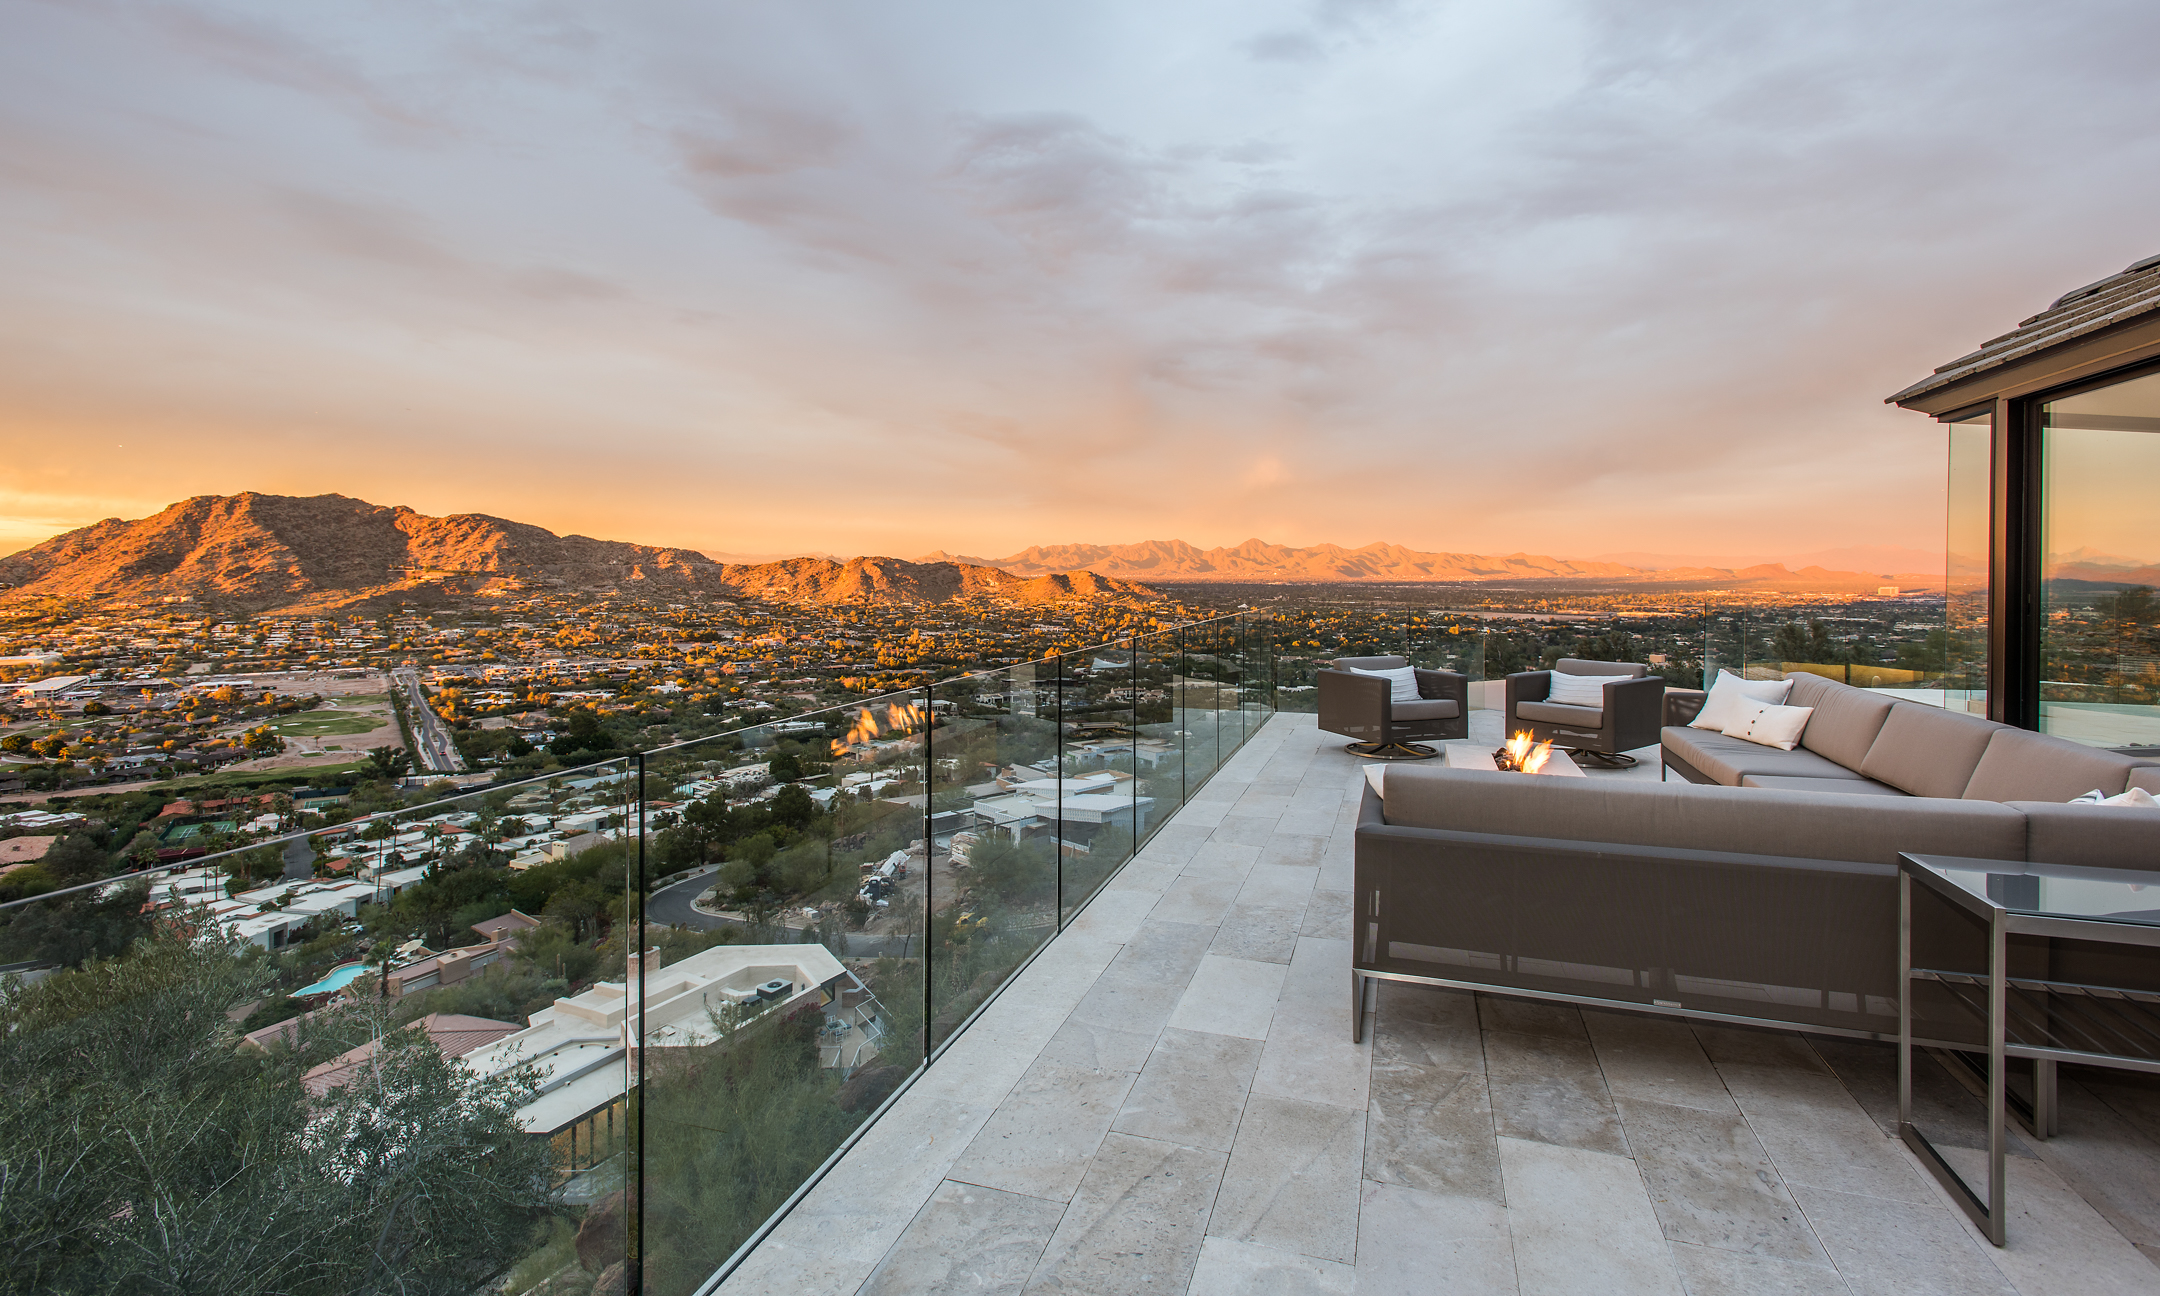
[1899,852,2160,1246]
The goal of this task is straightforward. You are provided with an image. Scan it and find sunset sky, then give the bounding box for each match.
[3,1,2156,566]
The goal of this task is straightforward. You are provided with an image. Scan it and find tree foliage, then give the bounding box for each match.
[0,928,557,1295]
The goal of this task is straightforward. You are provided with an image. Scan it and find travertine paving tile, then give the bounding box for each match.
[1252,937,1371,1111]
[1210,902,1302,964]
[1811,1037,2033,1158]
[1791,1185,2015,1296]
[1583,1008,1738,1115]
[1059,886,1159,944]
[1713,1064,1933,1205]
[1210,1094,1366,1263]
[1480,995,1589,1040]
[1112,1027,1260,1152]
[1106,855,1185,894]
[1038,1015,1159,1074]
[1299,888,1352,940]
[860,1180,1064,1296]
[1484,1027,1630,1157]
[1186,1236,1356,1295]
[1276,808,1338,837]
[948,1056,1138,1201]
[1257,832,1328,867]
[1137,822,1215,861]
[1499,1136,1684,1296]
[1024,1133,1226,1293]
[1936,1143,2160,1295]
[1665,1242,1851,1296]
[1212,813,1283,847]
[1167,953,1287,1040]
[1366,1064,1502,1201]
[1354,1182,1518,1296]
[2031,1077,2160,1250]
[1151,874,1243,926]
[1375,982,1484,1071]
[1183,840,1263,878]
[1615,1097,1826,1264]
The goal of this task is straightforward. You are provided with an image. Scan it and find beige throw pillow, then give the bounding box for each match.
[2069,786,2160,808]
[1722,700,1814,750]
[1348,665,1421,703]
[1690,670,1794,731]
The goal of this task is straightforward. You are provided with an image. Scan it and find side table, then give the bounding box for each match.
[1899,852,2160,1245]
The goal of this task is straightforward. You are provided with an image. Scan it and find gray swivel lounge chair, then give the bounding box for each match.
[1505,657,1665,768]
[1318,655,1469,759]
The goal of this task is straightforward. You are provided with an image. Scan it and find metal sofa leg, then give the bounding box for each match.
[1351,973,1367,1043]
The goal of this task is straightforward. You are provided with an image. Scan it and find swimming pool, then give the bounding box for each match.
[293,962,367,997]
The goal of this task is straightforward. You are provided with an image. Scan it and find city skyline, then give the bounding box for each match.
[4,3,2156,561]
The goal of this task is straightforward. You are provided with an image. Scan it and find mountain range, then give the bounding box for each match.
[0,494,1162,612]
[919,538,1942,592]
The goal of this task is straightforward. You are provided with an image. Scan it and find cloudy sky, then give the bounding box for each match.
[3,0,2156,566]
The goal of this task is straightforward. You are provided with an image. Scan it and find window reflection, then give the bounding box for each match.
[2041,369,2160,749]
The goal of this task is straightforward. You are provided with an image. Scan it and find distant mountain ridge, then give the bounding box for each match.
[0,494,1159,611]
[919,538,1941,592]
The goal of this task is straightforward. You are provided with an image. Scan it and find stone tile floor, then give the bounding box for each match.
[721,711,2160,1295]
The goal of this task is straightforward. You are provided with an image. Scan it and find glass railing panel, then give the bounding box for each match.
[1221,616,1249,751]
[1701,599,1954,707]
[630,703,925,1295]
[1182,624,1225,789]
[924,666,1057,1055]
[1055,645,1139,920]
[1245,614,1275,728]
[1133,629,1188,845]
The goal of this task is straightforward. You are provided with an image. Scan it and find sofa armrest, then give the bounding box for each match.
[1412,668,1468,712]
[1664,689,1706,728]
[1318,669,1392,739]
[1603,674,1668,742]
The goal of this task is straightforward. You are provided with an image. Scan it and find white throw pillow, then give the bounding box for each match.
[1363,764,1389,797]
[1545,670,1614,707]
[1690,670,1794,731]
[1348,665,1421,704]
[1721,700,1814,751]
[2069,787,2160,808]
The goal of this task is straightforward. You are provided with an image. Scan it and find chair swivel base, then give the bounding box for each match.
[1564,748,1638,768]
[1343,740,1439,760]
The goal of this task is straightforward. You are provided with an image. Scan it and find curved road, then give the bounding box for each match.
[392,667,466,774]
[642,868,913,957]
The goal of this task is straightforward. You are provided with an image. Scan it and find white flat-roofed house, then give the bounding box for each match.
[458,943,875,1153]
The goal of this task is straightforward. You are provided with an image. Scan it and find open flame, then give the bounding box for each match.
[1498,730,1554,774]
[832,701,929,756]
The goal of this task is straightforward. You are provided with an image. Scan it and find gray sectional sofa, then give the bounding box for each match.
[1351,671,2160,1042]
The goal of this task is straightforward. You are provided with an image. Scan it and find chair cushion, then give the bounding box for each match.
[1663,727,1867,786]
[1392,699,1459,721]
[1740,775,1908,797]
[2011,801,2160,871]
[1857,703,2005,799]
[1382,767,2027,867]
[1518,700,1601,729]
[1784,674,1897,770]
[1961,727,2136,802]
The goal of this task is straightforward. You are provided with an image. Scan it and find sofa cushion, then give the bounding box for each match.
[1740,775,1908,796]
[1784,673,1898,771]
[2135,767,2160,796]
[1392,698,1459,721]
[1518,700,1601,729]
[1663,727,1866,786]
[1961,728,2136,803]
[2009,801,2160,872]
[1382,767,2027,866]
[1858,703,2006,799]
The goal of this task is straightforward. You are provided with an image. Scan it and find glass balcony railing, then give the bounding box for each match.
[0,611,1276,1295]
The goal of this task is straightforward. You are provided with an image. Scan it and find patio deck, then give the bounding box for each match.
[720,712,2160,1295]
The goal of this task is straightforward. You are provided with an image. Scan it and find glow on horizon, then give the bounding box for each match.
[2,3,2156,566]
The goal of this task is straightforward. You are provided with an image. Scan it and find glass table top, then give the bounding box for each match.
[1911,855,2160,926]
